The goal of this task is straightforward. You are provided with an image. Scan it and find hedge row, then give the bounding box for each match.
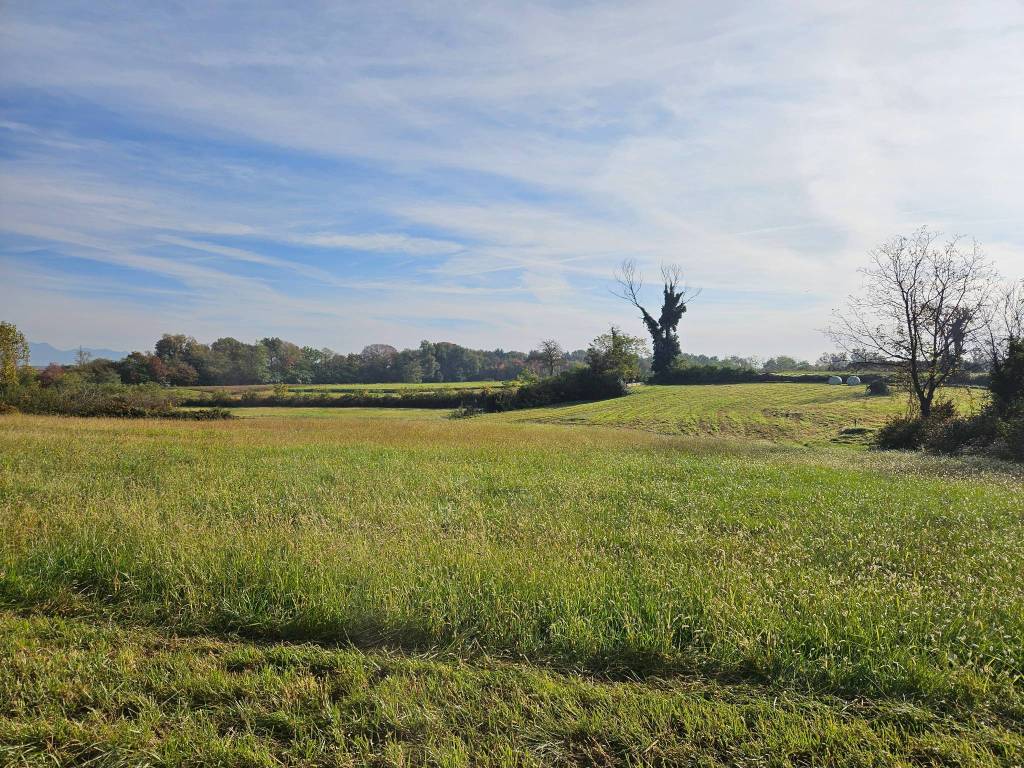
[182,389,471,409]
[183,369,629,412]
[1,383,234,420]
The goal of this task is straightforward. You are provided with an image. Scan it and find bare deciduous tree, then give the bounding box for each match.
[828,227,997,417]
[537,339,564,377]
[981,279,1024,363]
[614,259,699,375]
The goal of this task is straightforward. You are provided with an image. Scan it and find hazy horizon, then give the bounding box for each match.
[2,1,1022,359]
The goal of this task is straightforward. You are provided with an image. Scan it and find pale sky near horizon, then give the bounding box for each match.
[1,1,1022,359]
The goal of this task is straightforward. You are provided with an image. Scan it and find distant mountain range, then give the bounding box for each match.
[29,342,129,367]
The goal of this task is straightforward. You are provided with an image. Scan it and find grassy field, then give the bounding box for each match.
[507,383,988,443]
[184,380,505,395]
[224,406,448,420]
[1,403,1022,765]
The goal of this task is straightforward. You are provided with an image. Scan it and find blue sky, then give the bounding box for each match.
[1,1,1022,359]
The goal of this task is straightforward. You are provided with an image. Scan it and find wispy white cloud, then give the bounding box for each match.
[1,0,1022,356]
[286,233,463,256]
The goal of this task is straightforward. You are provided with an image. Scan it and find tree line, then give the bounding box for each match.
[5,322,939,395]
[34,336,597,388]
[5,226,1019,402]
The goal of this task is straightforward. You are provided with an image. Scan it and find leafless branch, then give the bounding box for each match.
[612,259,645,309]
[826,227,999,416]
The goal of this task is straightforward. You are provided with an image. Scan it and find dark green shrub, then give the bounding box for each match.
[920,411,998,456]
[483,368,627,411]
[990,338,1024,415]
[1,382,237,420]
[996,414,1024,461]
[448,405,485,419]
[585,327,645,382]
[866,380,891,396]
[874,416,926,450]
[3,382,175,417]
[163,408,236,421]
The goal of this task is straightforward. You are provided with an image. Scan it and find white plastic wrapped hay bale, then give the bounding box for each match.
[828,375,843,384]
[846,375,861,385]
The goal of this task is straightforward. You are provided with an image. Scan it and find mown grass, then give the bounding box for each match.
[507,383,988,443]
[1,406,1021,764]
[3,612,1021,767]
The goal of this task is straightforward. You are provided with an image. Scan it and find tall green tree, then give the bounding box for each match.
[260,337,304,383]
[585,326,647,382]
[0,321,30,388]
[211,337,269,385]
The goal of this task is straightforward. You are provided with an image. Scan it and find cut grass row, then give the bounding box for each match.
[3,611,1020,767]
[506,383,988,443]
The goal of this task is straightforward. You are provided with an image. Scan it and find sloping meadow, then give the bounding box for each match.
[507,382,988,443]
[2,412,1021,728]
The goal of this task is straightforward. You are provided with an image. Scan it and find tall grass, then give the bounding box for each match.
[2,413,1021,721]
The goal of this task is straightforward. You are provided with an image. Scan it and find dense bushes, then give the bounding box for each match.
[162,407,236,421]
[875,401,1023,461]
[481,368,628,411]
[0,382,234,420]
[874,334,1023,461]
[5,351,626,418]
[874,415,927,451]
[184,388,473,409]
[920,410,1001,456]
[3,382,174,417]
